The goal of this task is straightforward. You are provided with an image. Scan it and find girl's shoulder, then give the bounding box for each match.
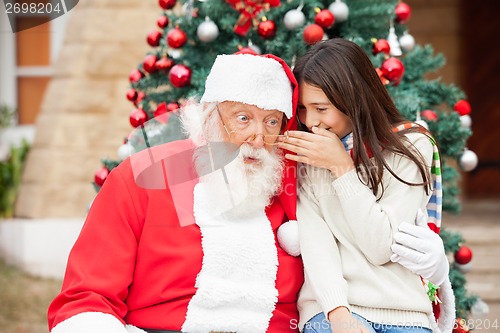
[401,131,436,155]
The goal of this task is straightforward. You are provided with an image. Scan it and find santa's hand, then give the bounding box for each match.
[390,209,449,286]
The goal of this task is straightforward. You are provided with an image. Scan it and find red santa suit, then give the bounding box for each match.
[48,53,304,333]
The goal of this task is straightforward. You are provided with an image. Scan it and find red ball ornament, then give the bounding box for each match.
[129,69,144,83]
[94,167,110,187]
[169,64,191,88]
[129,108,149,128]
[454,99,471,116]
[147,30,162,47]
[159,0,176,10]
[155,57,175,72]
[167,27,188,48]
[258,20,277,39]
[315,9,335,29]
[266,0,280,6]
[143,55,158,73]
[381,57,405,85]
[421,110,438,121]
[372,39,391,55]
[303,24,324,45]
[226,0,240,6]
[126,89,138,102]
[455,246,473,265]
[395,2,411,24]
[157,15,169,28]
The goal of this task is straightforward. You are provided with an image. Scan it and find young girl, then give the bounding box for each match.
[277,39,454,333]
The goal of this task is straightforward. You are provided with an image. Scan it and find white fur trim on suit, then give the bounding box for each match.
[277,220,301,256]
[50,312,131,333]
[427,277,456,333]
[201,54,294,118]
[182,182,279,333]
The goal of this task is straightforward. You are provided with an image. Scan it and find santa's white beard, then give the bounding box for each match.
[195,144,284,218]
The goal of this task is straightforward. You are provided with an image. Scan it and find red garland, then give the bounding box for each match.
[226,0,280,36]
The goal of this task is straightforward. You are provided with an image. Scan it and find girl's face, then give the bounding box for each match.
[297,82,353,138]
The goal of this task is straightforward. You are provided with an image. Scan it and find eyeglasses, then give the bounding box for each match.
[216,105,288,145]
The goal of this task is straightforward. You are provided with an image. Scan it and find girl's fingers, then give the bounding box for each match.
[278,136,315,150]
[311,126,337,139]
[278,142,310,156]
[284,130,318,142]
[284,154,313,165]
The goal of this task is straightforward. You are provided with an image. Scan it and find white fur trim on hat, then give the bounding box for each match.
[277,220,301,256]
[201,54,294,118]
[427,277,456,333]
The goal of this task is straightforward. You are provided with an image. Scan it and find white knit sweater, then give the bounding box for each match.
[297,133,435,330]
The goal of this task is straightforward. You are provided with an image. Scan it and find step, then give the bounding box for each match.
[463,272,500,302]
[445,224,500,246]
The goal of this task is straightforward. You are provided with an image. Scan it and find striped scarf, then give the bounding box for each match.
[340,122,442,232]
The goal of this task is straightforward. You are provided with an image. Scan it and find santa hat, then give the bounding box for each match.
[201,53,297,120]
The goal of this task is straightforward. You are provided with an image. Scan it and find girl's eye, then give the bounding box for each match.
[317,108,327,113]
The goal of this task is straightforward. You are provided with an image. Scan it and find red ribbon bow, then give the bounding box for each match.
[226,0,280,36]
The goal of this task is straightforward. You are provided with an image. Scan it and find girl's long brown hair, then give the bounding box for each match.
[293,38,432,198]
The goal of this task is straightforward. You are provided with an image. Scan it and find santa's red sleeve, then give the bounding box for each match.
[48,161,145,332]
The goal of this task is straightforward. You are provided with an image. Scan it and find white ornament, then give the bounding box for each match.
[460,114,472,128]
[322,33,329,41]
[284,8,306,30]
[248,42,261,55]
[329,0,349,22]
[118,143,134,160]
[388,26,402,56]
[415,119,429,130]
[456,262,472,274]
[168,48,183,59]
[182,0,195,22]
[197,17,219,43]
[459,149,479,172]
[399,32,415,52]
[471,298,490,317]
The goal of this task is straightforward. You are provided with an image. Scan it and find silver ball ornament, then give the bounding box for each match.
[249,43,262,55]
[329,0,349,22]
[168,48,183,59]
[459,149,478,172]
[471,298,490,317]
[460,115,472,128]
[197,18,219,43]
[399,32,415,52]
[283,9,306,30]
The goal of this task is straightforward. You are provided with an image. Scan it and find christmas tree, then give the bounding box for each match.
[92,0,483,325]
